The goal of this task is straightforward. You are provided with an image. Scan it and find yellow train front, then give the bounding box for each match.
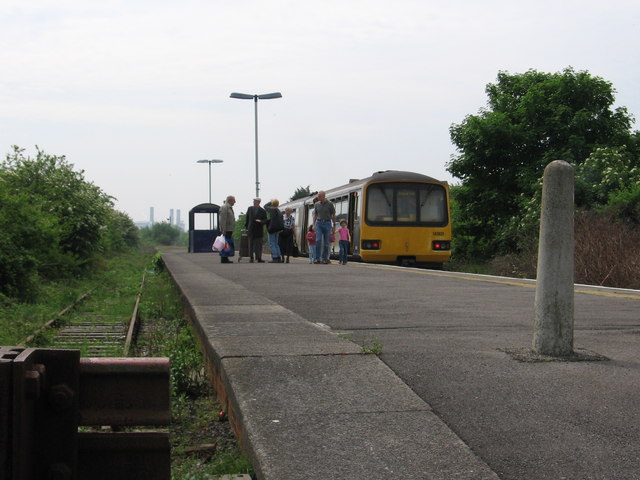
[282,170,452,268]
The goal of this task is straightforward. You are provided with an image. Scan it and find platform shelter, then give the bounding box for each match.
[188,203,220,253]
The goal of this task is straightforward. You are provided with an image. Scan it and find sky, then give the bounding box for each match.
[2,0,639,228]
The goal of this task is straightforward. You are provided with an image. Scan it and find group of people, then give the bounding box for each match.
[216,190,351,265]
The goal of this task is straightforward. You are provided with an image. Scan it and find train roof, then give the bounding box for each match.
[282,170,448,206]
[360,170,444,184]
[323,170,445,194]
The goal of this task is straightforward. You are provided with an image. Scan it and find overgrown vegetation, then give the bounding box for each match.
[448,67,640,288]
[137,254,209,397]
[136,254,254,479]
[0,250,252,479]
[0,146,139,302]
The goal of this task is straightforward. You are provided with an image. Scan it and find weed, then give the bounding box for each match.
[360,336,383,355]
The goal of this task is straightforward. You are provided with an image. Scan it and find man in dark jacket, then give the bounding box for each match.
[245,197,267,263]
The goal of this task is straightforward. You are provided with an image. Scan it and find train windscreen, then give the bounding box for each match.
[365,182,448,226]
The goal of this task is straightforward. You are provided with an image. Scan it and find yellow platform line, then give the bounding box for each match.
[352,263,640,300]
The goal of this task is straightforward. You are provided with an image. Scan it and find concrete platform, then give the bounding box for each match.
[160,247,640,480]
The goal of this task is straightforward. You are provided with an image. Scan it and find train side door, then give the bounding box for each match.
[348,192,360,256]
[303,203,315,254]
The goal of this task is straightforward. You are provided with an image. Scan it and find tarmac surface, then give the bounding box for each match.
[159,247,640,480]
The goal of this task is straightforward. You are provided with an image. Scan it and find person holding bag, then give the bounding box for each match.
[218,195,236,263]
[265,199,283,263]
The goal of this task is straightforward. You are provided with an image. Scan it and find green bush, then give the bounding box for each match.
[1,146,139,301]
[603,183,640,225]
[140,222,182,246]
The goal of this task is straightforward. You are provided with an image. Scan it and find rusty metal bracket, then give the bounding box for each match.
[0,347,170,480]
[11,347,80,480]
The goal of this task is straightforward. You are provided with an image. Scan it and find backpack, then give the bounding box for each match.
[268,209,284,233]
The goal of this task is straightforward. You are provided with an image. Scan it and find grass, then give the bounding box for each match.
[170,395,253,479]
[0,250,150,347]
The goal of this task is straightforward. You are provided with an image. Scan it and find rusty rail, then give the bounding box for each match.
[20,270,147,358]
[18,288,97,346]
[123,272,146,357]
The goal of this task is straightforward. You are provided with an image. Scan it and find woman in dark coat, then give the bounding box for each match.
[278,207,296,263]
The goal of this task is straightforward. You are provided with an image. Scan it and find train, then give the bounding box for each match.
[278,170,452,268]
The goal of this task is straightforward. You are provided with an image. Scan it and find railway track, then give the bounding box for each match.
[20,273,146,357]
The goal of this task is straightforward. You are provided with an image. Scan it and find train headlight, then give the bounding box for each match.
[362,240,381,250]
[432,240,451,251]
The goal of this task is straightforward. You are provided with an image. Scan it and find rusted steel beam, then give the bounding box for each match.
[78,357,170,426]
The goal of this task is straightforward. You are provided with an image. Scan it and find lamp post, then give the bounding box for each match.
[196,159,223,229]
[230,92,282,198]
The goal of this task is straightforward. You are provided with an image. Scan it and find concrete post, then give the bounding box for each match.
[533,160,575,356]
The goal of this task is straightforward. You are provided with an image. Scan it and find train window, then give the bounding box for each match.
[397,189,416,222]
[330,196,349,225]
[338,196,348,222]
[365,182,447,226]
[306,204,315,228]
[419,185,447,222]
[367,186,394,222]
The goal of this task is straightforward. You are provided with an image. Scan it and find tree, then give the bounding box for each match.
[575,146,640,208]
[2,146,113,264]
[101,210,140,252]
[140,222,181,246]
[448,67,637,259]
[290,185,311,201]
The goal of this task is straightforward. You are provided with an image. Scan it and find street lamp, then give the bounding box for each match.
[196,159,223,229]
[230,92,282,198]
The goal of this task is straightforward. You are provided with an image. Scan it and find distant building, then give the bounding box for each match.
[136,207,185,231]
[134,220,151,229]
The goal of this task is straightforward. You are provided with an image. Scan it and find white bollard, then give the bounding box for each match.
[532,160,575,356]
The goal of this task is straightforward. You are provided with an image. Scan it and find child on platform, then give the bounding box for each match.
[306,224,317,264]
[337,220,350,265]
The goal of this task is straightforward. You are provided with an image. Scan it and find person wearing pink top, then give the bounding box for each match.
[306,224,317,264]
[337,219,350,265]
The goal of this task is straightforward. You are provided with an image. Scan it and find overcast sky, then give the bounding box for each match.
[2,0,639,227]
